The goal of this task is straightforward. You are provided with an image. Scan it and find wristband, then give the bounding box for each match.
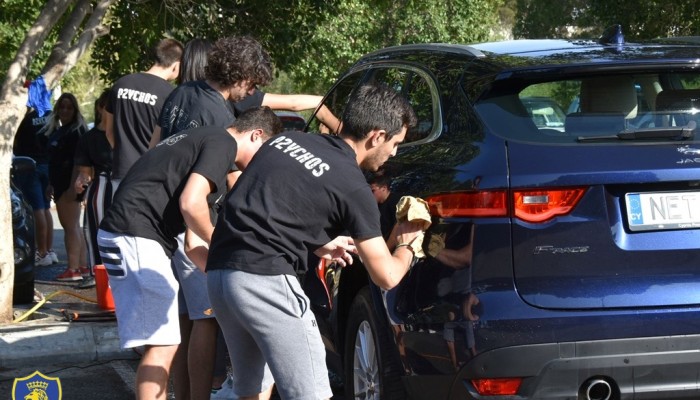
[394,243,414,254]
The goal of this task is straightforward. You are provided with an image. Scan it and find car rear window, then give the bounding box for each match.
[474,72,700,144]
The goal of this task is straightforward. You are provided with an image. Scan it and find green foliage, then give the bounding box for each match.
[91,0,341,87]
[285,0,504,92]
[585,0,700,39]
[0,0,55,82]
[90,0,503,93]
[515,0,700,40]
[514,0,588,38]
[61,49,109,124]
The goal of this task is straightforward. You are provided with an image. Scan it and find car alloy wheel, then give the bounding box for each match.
[344,287,406,400]
[352,320,380,399]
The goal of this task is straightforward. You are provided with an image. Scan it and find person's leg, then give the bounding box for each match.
[13,169,50,258]
[188,318,218,400]
[262,275,333,400]
[33,208,49,256]
[35,163,55,257]
[207,270,275,400]
[211,327,228,389]
[208,270,332,399]
[55,191,84,270]
[172,233,219,400]
[44,208,55,256]
[172,315,192,400]
[137,344,179,400]
[97,231,181,397]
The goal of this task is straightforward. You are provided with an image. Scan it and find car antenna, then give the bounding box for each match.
[599,24,624,46]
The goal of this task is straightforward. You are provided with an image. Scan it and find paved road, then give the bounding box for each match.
[0,359,142,399]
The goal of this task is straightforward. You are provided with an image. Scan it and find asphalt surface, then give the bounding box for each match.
[2,207,345,399]
[2,207,146,399]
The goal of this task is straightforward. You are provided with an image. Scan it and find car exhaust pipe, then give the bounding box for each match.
[582,378,612,400]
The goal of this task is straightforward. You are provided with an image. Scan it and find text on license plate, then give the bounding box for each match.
[625,191,700,231]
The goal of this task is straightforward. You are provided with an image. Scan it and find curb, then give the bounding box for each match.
[0,320,137,368]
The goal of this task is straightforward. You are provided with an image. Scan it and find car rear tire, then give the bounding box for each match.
[344,287,406,400]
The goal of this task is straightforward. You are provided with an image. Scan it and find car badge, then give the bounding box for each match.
[677,145,700,155]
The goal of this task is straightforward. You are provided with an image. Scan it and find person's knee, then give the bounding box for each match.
[143,344,180,365]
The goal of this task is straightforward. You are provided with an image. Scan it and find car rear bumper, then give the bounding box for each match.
[461,334,700,399]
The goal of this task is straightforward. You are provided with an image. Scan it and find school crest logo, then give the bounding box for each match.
[12,370,62,400]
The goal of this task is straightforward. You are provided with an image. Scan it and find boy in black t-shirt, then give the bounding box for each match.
[104,38,183,182]
[96,107,282,400]
[206,83,425,399]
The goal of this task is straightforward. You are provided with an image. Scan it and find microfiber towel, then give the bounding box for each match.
[395,196,432,258]
[26,76,53,117]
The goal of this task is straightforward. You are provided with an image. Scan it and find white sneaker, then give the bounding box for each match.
[48,250,59,264]
[210,374,236,399]
[35,252,53,267]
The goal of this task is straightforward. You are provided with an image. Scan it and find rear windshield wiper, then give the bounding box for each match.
[577,120,696,142]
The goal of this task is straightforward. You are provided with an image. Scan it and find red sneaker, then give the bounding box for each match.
[78,266,91,277]
[56,268,83,282]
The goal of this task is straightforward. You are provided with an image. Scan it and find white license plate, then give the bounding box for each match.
[625,191,700,231]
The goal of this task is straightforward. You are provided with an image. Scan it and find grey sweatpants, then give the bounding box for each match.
[207,269,333,400]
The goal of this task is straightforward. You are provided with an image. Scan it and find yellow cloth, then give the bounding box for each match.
[395,196,432,258]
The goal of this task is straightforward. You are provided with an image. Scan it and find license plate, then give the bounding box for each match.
[625,191,700,231]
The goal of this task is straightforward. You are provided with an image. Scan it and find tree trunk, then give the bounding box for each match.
[42,0,116,88]
[42,0,93,76]
[0,0,75,324]
[0,0,114,323]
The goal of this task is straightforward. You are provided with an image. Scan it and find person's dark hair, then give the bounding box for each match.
[152,38,184,67]
[368,173,392,188]
[230,106,283,139]
[179,38,212,84]
[205,36,272,88]
[340,82,417,141]
[93,89,110,127]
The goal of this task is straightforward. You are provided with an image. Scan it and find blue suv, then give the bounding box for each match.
[304,29,700,399]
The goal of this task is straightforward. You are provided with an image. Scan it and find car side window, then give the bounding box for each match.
[307,70,365,134]
[370,67,436,143]
[309,66,437,144]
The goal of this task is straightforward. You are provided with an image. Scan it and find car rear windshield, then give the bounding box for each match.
[474,71,700,144]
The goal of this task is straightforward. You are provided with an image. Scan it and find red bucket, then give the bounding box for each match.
[94,265,115,311]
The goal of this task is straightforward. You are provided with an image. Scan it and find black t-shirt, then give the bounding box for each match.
[158,80,244,140]
[231,89,265,116]
[100,126,236,256]
[107,72,174,179]
[74,127,112,176]
[47,124,86,192]
[14,109,49,163]
[207,131,382,276]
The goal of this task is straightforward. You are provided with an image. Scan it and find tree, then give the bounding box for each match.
[281,0,505,92]
[514,0,700,40]
[0,0,114,323]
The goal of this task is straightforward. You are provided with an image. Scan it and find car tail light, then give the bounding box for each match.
[426,191,508,218]
[471,378,522,396]
[513,188,586,223]
[426,187,586,223]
